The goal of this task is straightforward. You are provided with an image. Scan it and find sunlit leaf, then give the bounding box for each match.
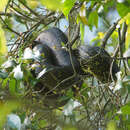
[79,2,88,25]
[0,24,7,56]
[40,0,63,11]
[1,78,9,88]
[107,120,117,130]
[80,23,85,43]
[111,31,118,42]
[119,13,130,25]
[9,79,16,94]
[0,0,8,11]
[39,120,47,128]
[117,1,130,17]
[121,103,130,114]
[27,0,39,9]
[62,0,76,18]
[40,0,76,18]
[125,24,130,49]
[98,32,104,39]
[88,11,98,28]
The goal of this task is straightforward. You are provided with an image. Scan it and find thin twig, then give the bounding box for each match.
[0,12,12,16]
[9,4,38,22]
[112,56,130,60]
[18,0,40,17]
[112,22,127,57]
[118,25,127,75]
[0,16,21,36]
[70,24,80,46]
[101,19,120,48]
[5,0,12,13]
[121,22,127,44]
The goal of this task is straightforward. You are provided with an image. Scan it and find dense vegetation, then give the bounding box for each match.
[0,0,130,129]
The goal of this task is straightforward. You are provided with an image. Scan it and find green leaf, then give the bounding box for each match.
[9,79,23,95]
[88,11,98,28]
[4,18,12,29]
[62,0,76,18]
[27,0,38,9]
[103,0,115,12]
[80,23,85,43]
[119,13,130,25]
[79,2,88,25]
[117,2,130,17]
[40,0,63,11]
[39,120,47,128]
[9,78,16,94]
[1,78,9,88]
[121,103,130,115]
[40,0,76,18]
[19,112,26,124]
[126,23,130,49]
[0,0,8,11]
[0,24,7,56]
[106,120,117,130]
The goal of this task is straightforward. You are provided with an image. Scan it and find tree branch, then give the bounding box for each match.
[0,12,12,17]
[101,19,120,48]
[18,0,40,17]
[112,22,127,57]
[0,16,21,36]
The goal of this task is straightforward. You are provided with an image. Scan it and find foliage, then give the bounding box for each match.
[0,24,7,63]
[0,0,130,130]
